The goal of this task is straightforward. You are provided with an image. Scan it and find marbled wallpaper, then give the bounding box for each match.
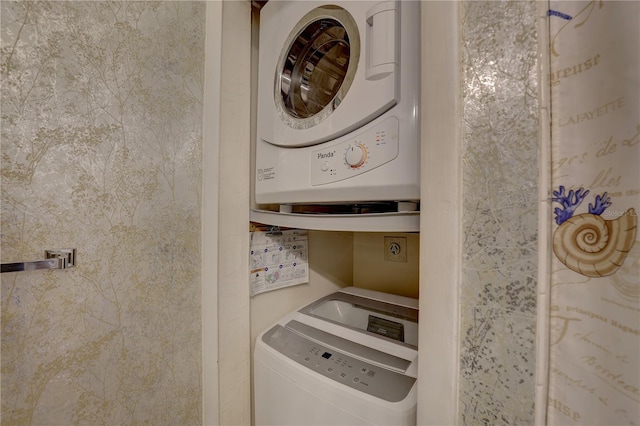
[1,2,204,424]
[459,1,539,424]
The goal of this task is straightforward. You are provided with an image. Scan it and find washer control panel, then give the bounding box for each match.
[262,324,416,402]
[310,116,399,186]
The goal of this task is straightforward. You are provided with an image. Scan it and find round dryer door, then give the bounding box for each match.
[275,6,360,131]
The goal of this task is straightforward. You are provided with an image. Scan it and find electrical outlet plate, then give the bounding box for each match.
[384,236,407,262]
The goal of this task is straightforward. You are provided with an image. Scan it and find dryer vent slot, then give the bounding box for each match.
[285,201,418,215]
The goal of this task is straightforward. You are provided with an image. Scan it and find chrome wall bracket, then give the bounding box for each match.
[1,248,77,273]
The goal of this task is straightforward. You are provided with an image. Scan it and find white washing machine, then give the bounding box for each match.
[255,1,421,207]
[254,287,418,425]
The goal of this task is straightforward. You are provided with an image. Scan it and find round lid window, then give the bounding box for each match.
[275,6,360,129]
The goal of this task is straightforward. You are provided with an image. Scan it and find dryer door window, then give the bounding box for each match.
[275,6,360,130]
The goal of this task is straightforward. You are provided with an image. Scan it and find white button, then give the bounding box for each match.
[321,161,329,171]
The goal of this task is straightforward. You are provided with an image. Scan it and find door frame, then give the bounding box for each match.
[417,2,461,424]
[202,2,223,424]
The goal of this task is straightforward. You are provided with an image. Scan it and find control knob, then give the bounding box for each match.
[345,144,367,168]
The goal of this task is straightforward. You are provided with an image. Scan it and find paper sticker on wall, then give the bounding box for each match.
[249,228,309,297]
[552,185,637,277]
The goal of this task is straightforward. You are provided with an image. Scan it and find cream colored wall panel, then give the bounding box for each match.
[353,233,419,299]
[217,2,253,426]
[417,2,462,424]
[202,2,223,424]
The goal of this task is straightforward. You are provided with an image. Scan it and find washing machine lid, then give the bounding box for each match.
[299,289,418,348]
[260,1,400,148]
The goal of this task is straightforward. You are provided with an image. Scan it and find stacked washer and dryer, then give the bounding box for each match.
[255,0,421,209]
[253,1,421,424]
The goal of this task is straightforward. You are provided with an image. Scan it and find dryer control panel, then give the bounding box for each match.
[310,116,399,186]
[261,323,416,402]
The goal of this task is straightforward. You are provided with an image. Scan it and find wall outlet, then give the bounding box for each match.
[384,236,407,262]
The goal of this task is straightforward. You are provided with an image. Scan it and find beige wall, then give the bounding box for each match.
[202,2,222,424]
[353,233,419,299]
[1,2,205,424]
[217,2,252,425]
[417,3,463,423]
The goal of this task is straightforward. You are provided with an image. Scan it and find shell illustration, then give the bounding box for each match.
[553,208,638,277]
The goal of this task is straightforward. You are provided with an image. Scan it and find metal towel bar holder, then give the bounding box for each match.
[1,248,76,273]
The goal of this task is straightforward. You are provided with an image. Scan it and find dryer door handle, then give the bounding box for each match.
[365,1,399,81]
